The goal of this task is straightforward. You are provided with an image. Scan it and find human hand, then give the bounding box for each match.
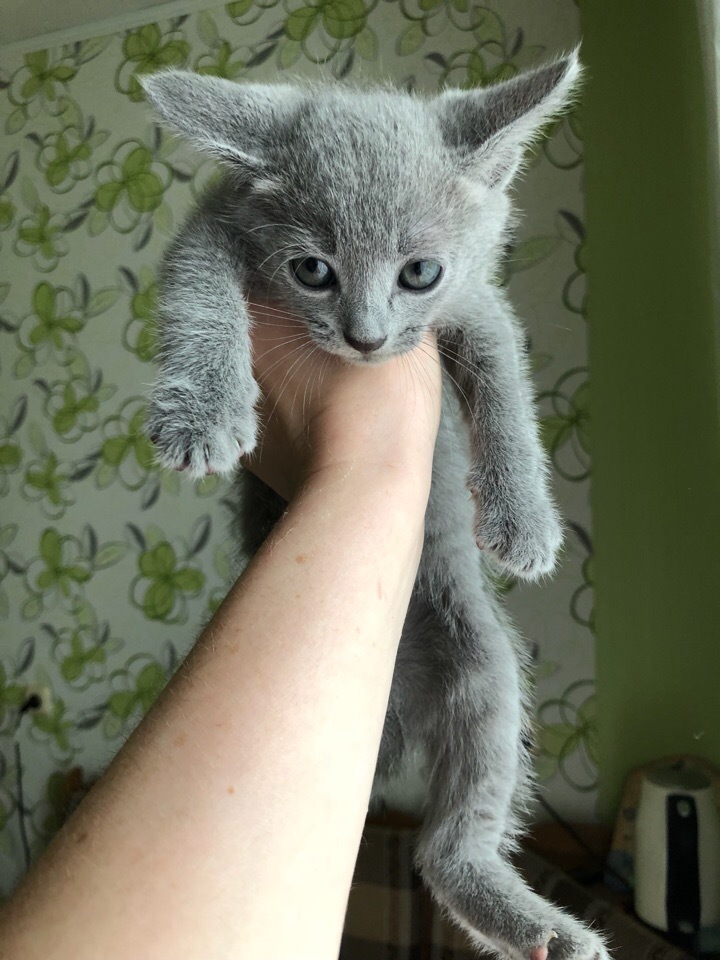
[244,301,442,501]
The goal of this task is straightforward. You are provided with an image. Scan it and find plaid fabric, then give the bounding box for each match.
[342,816,695,960]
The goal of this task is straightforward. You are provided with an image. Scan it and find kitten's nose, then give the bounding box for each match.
[345,333,387,354]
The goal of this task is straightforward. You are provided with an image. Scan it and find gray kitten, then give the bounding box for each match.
[143,56,609,960]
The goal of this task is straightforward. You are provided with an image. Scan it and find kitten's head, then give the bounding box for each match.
[142,55,580,362]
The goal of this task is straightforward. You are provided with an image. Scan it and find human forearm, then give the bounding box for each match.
[0,463,429,960]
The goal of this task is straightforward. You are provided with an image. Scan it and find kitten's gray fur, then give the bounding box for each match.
[143,56,609,960]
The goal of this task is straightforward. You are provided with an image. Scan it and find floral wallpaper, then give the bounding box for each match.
[0,0,590,894]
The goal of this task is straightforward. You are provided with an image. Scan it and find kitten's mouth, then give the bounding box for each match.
[319,338,393,365]
[337,338,423,366]
[339,344,401,366]
[333,351,387,368]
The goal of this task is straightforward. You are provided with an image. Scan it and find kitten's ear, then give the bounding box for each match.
[436,49,582,188]
[140,71,303,173]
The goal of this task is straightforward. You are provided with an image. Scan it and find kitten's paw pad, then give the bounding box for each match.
[528,931,557,960]
[470,487,564,580]
[528,944,549,960]
[146,391,258,479]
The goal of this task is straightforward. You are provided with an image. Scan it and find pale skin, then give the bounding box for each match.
[0,304,444,960]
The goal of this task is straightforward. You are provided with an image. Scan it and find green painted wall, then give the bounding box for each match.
[580,1,720,816]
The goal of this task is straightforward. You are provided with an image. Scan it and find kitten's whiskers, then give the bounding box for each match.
[417,343,476,425]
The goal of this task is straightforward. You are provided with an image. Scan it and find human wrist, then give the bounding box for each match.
[289,414,435,506]
[246,314,441,502]
[298,454,432,505]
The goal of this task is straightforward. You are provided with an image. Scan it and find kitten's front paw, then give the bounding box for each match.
[470,484,563,580]
[147,382,258,479]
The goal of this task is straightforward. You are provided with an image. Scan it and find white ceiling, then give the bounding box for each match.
[0,0,191,50]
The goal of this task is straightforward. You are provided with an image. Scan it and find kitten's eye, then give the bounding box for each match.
[291,257,336,289]
[399,260,442,291]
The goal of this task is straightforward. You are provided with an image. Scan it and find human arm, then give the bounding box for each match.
[0,309,441,960]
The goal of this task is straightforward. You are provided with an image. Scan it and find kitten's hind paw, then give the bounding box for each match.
[543,920,609,960]
[475,917,609,960]
[431,849,609,960]
[514,920,609,960]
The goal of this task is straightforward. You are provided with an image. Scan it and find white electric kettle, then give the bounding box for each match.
[634,762,720,939]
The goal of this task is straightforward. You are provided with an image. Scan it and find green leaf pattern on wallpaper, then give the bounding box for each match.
[0,0,591,890]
